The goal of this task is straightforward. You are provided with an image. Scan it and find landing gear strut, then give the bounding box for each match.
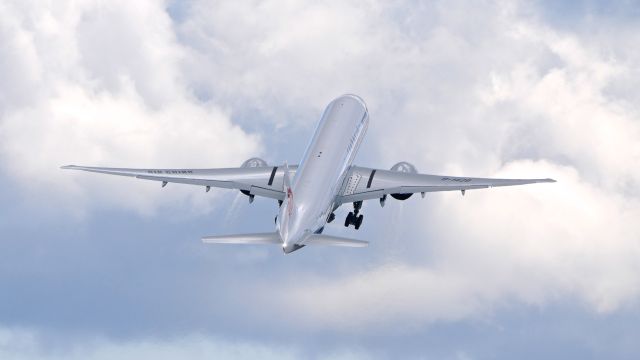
[344,201,364,230]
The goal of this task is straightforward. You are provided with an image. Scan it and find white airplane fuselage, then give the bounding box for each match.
[277,94,369,253]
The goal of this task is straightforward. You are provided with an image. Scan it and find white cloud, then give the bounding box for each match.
[163,0,640,330]
[0,327,295,360]
[278,161,640,330]
[0,0,261,215]
[2,0,640,339]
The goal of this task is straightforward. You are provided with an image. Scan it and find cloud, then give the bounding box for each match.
[0,0,261,216]
[279,161,640,330]
[0,327,296,360]
[166,0,640,331]
[1,0,640,356]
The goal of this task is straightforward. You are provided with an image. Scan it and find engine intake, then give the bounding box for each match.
[390,161,417,200]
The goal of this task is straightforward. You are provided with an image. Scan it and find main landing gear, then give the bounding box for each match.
[344,201,364,230]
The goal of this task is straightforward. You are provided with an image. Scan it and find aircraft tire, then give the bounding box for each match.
[345,212,354,227]
[355,214,363,230]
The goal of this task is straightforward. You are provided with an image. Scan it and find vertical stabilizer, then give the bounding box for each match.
[282,161,295,220]
[283,161,292,194]
[279,162,295,245]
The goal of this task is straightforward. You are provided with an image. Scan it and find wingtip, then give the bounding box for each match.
[546,178,557,183]
[60,165,76,170]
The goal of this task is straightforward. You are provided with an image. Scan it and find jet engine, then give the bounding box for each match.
[390,161,417,200]
[240,157,268,201]
[241,157,268,168]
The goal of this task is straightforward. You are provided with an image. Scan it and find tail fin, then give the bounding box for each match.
[202,232,281,245]
[281,161,295,221]
[283,161,292,194]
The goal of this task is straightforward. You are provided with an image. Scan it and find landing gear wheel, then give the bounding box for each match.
[344,212,354,227]
[355,214,363,230]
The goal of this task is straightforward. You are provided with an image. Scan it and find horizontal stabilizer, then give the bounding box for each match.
[202,232,281,245]
[305,234,368,247]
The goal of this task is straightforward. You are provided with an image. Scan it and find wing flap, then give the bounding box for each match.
[339,184,491,203]
[135,174,241,190]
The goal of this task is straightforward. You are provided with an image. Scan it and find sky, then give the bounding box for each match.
[1,0,639,359]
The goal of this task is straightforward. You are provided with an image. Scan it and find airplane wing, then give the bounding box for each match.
[336,166,556,204]
[61,164,298,201]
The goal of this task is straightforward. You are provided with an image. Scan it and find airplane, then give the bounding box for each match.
[62,94,555,253]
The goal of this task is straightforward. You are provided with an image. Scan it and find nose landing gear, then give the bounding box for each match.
[344,201,364,230]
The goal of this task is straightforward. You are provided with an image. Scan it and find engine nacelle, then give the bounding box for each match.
[241,157,268,168]
[240,157,268,200]
[390,161,417,200]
